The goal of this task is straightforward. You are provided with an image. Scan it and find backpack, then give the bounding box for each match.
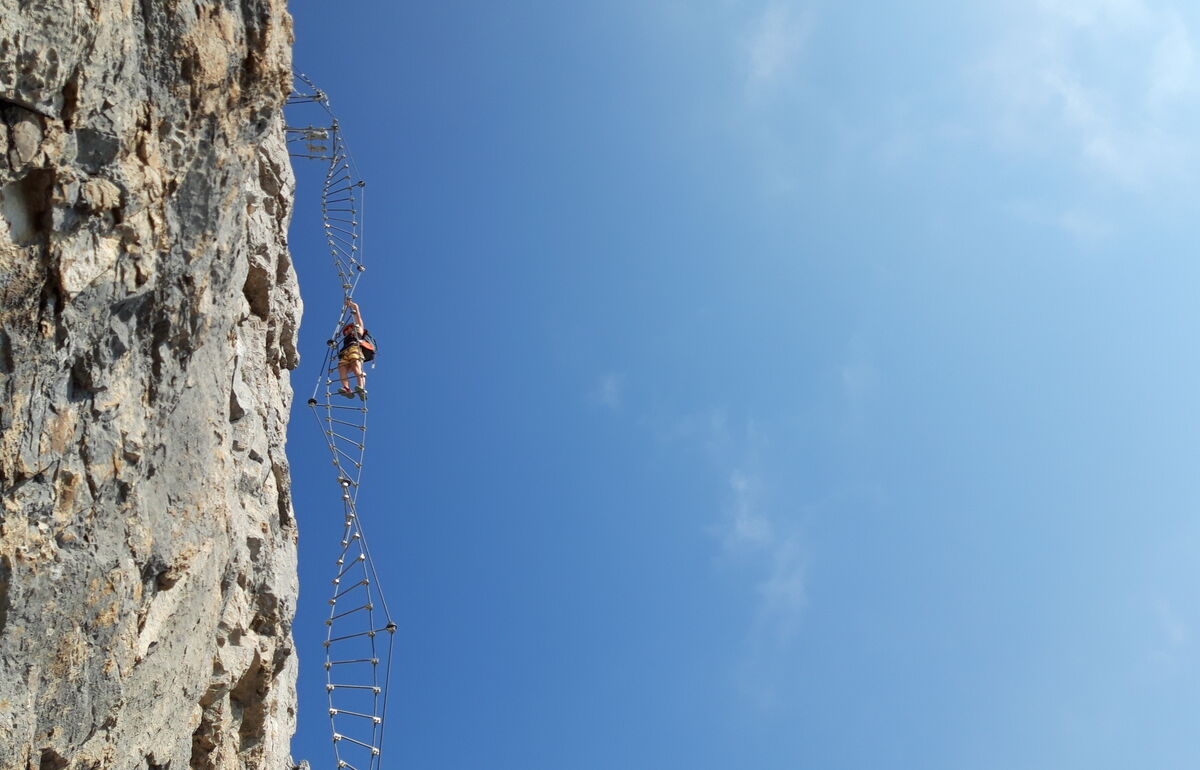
[359,330,377,362]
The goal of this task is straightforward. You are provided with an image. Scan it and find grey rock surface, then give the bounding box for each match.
[0,2,301,768]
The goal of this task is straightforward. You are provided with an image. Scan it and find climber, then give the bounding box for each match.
[337,298,368,400]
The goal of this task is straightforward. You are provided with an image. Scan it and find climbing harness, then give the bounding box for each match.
[288,74,396,770]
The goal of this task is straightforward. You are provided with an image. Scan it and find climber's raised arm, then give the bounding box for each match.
[344,297,365,335]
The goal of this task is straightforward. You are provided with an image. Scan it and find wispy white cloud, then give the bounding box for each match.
[744,3,811,90]
[1004,198,1117,241]
[724,469,774,550]
[1057,207,1116,241]
[977,0,1200,189]
[1036,0,1154,29]
[589,372,626,411]
[1148,10,1197,107]
[754,531,807,638]
[1154,598,1188,648]
[645,1,819,199]
[662,409,808,704]
[733,525,807,710]
[655,406,731,455]
[718,467,808,689]
[737,2,817,197]
[1144,596,1194,676]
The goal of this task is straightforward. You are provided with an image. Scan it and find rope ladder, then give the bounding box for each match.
[287,73,396,770]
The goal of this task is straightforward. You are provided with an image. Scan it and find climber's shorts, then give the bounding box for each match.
[339,344,363,365]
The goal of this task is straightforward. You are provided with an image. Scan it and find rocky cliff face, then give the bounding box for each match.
[0,2,300,768]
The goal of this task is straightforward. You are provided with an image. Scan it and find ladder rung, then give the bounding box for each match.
[332,579,369,600]
[328,683,381,693]
[332,554,366,581]
[333,734,380,755]
[330,708,382,723]
[326,603,373,623]
[324,629,378,645]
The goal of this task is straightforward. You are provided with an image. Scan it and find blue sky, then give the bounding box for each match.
[286,2,1200,768]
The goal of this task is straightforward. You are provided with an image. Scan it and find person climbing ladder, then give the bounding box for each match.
[337,297,368,400]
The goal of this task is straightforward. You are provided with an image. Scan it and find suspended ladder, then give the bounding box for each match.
[287,74,396,770]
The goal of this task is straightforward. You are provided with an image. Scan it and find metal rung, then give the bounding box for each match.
[328,431,366,449]
[331,710,381,719]
[333,554,366,581]
[331,578,367,601]
[328,602,373,622]
[333,734,381,755]
[328,241,360,257]
[328,684,382,693]
[334,448,362,467]
[324,628,379,645]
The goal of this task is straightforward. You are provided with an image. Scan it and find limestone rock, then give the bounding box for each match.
[0,2,301,769]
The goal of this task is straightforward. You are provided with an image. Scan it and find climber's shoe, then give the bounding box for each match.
[338,386,354,399]
[355,386,368,401]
